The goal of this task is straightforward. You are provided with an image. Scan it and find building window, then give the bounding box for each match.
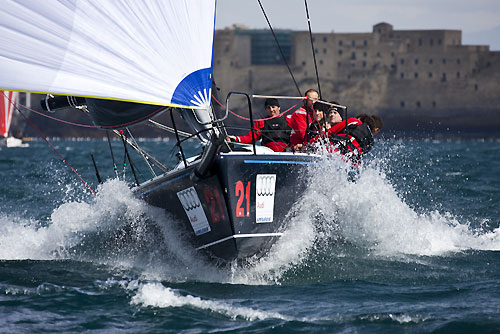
[428,72,433,78]
[339,40,343,46]
[474,84,478,91]
[442,73,447,82]
[363,40,367,46]
[352,62,355,68]
[457,58,461,64]
[414,72,418,78]
[456,72,460,79]
[363,51,367,57]
[376,52,381,57]
[351,52,356,60]
[442,58,446,64]
[400,72,404,79]
[400,101,405,107]
[338,49,343,55]
[323,48,327,54]
[314,48,318,54]
[352,40,355,46]
[418,39,422,46]
[400,58,405,64]
[391,52,395,57]
[430,39,434,46]
[337,62,341,67]
[312,37,315,42]
[429,58,433,64]
[347,75,351,80]
[416,101,421,108]
[415,58,419,65]
[302,61,306,66]
[438,39,442,45]
[323,36,327,43]
[319,60,324,65]
[362,61,366,68]
[432,101,436,108]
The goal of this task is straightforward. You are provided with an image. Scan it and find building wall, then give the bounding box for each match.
[213,23,500,133]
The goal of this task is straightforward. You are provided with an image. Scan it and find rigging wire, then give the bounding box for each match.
[119,131,140,186]
[147,119,192,137]
[304,0,322,99]
[256,0,301,96]
[212,94,302,121]
[126,128,157,178]
[106,130,119,177]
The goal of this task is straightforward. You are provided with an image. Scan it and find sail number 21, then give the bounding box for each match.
[235,181,251,217]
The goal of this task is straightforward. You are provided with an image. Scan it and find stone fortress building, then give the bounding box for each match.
[213,23,500,135]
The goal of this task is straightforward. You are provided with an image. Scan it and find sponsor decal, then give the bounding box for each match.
[176,186,211,235]
[255,174,276,223]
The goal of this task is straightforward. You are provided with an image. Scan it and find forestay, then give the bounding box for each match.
[0,0,216,109]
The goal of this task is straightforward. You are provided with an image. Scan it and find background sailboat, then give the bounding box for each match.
[0,91,28,148]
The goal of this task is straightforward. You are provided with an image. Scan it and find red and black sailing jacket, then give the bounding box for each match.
[236,115,291,152]
[327,117,374,155]
[308,117,374,156]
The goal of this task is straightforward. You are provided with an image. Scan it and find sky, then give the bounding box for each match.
[215,0,500,50]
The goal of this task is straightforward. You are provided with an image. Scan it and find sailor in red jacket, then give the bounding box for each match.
[226,98,291,152]
[308,103,374,158]
[288,88,319,151]
[327,115,374,157]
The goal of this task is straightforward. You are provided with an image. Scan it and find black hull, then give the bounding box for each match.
[133,152,318,262]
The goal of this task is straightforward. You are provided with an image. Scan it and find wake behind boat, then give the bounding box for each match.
[0,0,368,263]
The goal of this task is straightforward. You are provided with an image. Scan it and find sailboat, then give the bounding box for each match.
[0,91,28,148]
[0,0,352,262]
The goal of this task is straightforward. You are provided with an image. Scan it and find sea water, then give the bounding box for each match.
[1,138,499,333]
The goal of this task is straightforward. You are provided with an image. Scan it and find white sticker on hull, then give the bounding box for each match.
[255,174,276,223]
[176,187,211,236]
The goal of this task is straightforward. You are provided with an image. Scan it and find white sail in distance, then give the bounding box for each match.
[0,0,216,109]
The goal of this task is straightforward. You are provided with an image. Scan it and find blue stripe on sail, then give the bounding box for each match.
[171,68,212,108]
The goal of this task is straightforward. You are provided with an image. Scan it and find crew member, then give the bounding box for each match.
[289,88,319,151]
[356,113,376,133]
[327,115,374,158]
[226,98,290,152]
[306,101,328,141]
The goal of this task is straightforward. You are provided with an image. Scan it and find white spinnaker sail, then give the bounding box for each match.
[0,0,216,109]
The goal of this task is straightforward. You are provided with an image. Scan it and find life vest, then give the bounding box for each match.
[328,118,374,155]
[261,116,291,146]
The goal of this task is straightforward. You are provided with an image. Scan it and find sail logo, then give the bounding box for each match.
[255,174,276,223]
[177,187,211,236]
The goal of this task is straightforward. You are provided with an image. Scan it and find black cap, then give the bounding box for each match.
[313,101,328,112]
[328,101,344,120]
[264,98,280,107]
